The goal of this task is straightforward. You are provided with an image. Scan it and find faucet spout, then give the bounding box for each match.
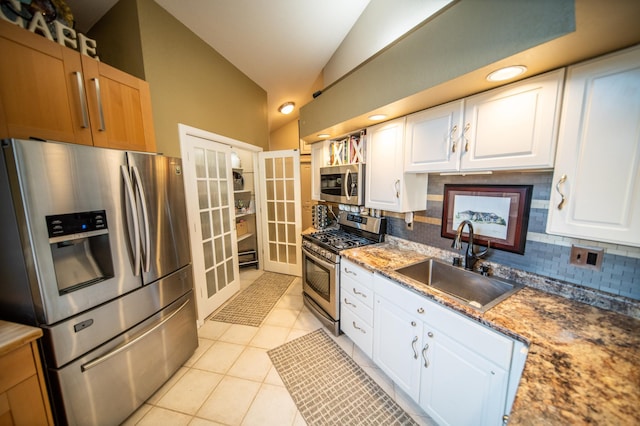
[451,220,490,270]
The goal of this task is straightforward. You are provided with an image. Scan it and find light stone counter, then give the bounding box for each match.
[341,239,640,425]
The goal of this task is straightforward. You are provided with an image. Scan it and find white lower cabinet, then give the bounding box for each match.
[372,273,515,426]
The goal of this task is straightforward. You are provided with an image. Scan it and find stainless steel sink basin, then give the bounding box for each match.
[394,258,523,312]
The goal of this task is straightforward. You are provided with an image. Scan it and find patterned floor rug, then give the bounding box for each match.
[210,272,296,327]
[268,329,418,426]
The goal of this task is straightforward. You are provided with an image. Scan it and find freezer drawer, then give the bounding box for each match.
[50,291,198,426]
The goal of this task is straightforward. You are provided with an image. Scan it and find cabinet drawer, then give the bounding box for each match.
[341,307,373,357]
[341,287,373,323]
[341,259,372,287]
[342,275,374,310]
[0,344,36,394]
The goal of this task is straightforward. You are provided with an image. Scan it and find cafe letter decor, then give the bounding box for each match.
[0,0,99,59]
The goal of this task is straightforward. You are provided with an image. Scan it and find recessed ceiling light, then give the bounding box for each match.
[317,133,331,138]
[278,102,295,114]
[368,114,387,121]
[486,65,527,82]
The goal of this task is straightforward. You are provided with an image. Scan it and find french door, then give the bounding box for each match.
[258,150,302,276]
[181,134,240,324]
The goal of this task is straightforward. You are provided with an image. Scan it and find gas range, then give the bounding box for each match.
[302,211,386,262]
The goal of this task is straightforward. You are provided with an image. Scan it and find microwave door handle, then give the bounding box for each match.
[344,169,351,201]
[131,165,151,273]
[121,165,141,275]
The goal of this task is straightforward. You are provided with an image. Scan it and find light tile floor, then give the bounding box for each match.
[123,269,435,426]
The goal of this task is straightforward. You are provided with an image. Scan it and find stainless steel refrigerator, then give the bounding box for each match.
[0,139,198,425]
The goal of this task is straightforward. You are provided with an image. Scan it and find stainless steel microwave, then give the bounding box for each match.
[319,163,365,205]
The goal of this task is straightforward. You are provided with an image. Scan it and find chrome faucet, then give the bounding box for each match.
[452,220,489,271]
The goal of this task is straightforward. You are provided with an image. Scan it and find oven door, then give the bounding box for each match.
[302,246,339,320]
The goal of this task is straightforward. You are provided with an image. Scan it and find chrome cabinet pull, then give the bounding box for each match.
[344,267,357,276]
[411,321,417,326]
[411,336,418,359]
[394,179,400,198]
[417,307,424,314]
[352,321,366,333]
[556,174,567,210]
[427,331,434,338]
[422,343,430,368]
[353,288,367,298]
[450,125,458,153]
[462,123,471,152]
[344,298,356,308]
[92,77,106,131]
[73,71,89,128]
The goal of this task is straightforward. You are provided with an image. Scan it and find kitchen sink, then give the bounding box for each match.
[394,258,523,312]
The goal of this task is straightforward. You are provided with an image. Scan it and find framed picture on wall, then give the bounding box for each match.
[441,184,533,254]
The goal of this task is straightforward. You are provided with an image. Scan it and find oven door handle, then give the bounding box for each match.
[302,246,336,270]
[344,169,352,201]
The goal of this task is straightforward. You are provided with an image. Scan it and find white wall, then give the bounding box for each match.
[323,0,453,86]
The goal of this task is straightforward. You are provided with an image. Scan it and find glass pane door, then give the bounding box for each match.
[182,135,239,324]
[258,150,301,276]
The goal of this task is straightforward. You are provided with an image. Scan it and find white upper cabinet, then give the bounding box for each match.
[310,140,328,201]
[405,69,565,173]
[366,118,427,212]
[405,100,464,172]
[546,45,640,247]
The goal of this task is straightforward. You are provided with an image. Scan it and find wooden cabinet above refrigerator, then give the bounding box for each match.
[0,20,156,152]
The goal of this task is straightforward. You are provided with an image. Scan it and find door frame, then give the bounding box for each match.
[178,124,263,325]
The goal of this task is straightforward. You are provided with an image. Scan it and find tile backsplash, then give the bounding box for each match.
[385,171,640,301]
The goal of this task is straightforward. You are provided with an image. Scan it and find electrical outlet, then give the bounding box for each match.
[406,221,413,230]
[569,245,604,271]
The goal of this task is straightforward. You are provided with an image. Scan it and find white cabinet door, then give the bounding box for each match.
[405,100,464,172]
[310,141,327,201]
[373,293,423,400]
[547,46,640,247]
[461,69,564,171]
[420,326,508,426]
[366,118,427,212]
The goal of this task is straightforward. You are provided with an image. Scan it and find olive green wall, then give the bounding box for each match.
[269,119,300,151]
[89,0,268,157]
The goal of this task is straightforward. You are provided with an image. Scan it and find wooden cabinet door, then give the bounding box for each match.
[461,69,564,171]
[83,57,156,152]
[0,21,92,145]
[420,326,508,426]
[373,293,422,400]
[405,100,463,172]
[547,45,640,246]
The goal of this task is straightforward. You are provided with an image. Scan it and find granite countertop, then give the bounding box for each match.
[0,320,42,356]
[341,242,640,425]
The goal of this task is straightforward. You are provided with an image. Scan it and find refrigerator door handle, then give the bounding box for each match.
[121,165,141,275]
[132,165,151,273]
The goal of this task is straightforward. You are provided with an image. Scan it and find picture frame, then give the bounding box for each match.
[441,184,533,254]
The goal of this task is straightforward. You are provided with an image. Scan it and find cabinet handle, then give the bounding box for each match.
[74,71,89,128]
[462,123,471,152]
[394,179,400,198]
[411,336,418,359]
[344,267,357,276]
[555,174,567,210]
[450,125,458,153]
[411,321,417,326]
[417,307,424,314]
[92,78,106,131]
[427,331,434,338]
[422,343,430,368]
[344,298,356,308]
[353,288,367,298]
[352,321,366,334]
